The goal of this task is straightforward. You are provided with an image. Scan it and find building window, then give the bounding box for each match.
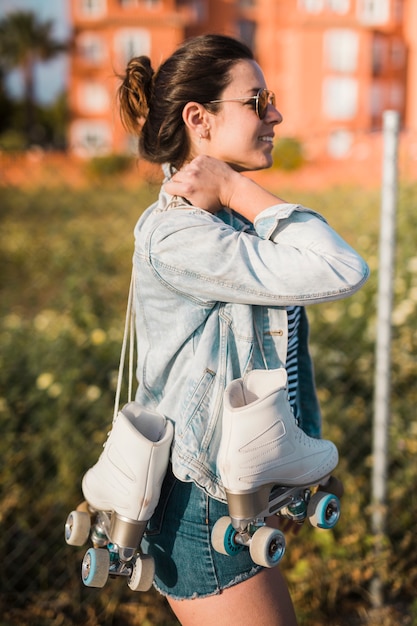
[357,0,389,24]
[298,0,324,13]
[393,0,403,21]
[328,129,353,158]
[370,82,383,118]
[237,20,256,52]
[391,39,406,70]
[327,0,350,13]
[78,82,109,113]
[115,29,151,65]
[71,121,112,157]
[78,33,105,64]
[390,81,404,110]
[78,0,107,17]
[372,35,388,76]
[177,0,206,20]
[324,29,358,73]
[323,76,358,119]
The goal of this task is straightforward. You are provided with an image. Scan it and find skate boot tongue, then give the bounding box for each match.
[244,368,288,400]
[228,370,288,409]
[122,402,167,442]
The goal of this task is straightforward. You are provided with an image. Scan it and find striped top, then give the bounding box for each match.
[286,305,301,420]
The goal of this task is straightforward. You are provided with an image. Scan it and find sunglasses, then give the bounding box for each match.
[206,88,276,120]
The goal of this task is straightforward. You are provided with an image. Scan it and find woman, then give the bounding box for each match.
[117,34,369,625]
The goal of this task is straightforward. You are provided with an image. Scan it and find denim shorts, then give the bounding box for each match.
[143,465,263,600]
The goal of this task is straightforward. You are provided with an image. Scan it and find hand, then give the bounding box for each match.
[164,154,287,222]
[163,155,240,214]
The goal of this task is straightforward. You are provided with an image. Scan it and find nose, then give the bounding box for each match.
[269,105,283,125]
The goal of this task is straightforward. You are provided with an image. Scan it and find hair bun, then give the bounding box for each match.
[118,56,154,134]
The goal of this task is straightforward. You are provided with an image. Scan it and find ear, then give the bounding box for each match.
[182,102,210,139]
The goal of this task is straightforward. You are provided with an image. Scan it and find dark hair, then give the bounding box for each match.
[117,34,253,169]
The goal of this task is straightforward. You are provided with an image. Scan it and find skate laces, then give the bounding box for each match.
[113,271,136,423]
[100,272,135,449]
[253,315,269,370]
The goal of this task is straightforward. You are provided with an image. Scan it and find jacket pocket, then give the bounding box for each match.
[177,368,216,442]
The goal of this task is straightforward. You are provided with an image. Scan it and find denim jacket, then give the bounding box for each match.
[133,185,369,501]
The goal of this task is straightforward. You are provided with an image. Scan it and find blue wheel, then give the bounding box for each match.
[212,516,244,556]
[307,492,340,529]
[82,547,110,587]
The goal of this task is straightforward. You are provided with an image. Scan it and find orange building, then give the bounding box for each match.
[69,0,415,163]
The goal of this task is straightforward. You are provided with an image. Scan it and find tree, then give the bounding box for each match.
[0,10,67,146]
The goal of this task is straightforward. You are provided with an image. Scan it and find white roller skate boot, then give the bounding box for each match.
[212,369,340,568]
[65,402,173,590]
[82,401,174,547]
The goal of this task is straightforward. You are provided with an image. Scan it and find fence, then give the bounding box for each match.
[1,145,417,625]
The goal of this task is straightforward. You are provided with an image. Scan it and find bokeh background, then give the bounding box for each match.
[1,1,417,625]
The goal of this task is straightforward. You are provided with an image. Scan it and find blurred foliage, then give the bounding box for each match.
[0,69,14,133]
[0,91,68,151]
[0,181,417,625]
[0,10,67,147]
[87,154,136,180]
[272,136,305,171]
[0,129,27,151]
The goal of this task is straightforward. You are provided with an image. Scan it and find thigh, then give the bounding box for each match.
[143,467,262,600]
[168,565,298,626]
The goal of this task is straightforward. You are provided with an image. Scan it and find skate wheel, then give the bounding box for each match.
[249,526,286,568]
[211,516,244,556]
[65,510,91,546]
[308,491,340,529]
[82,548,109,588]
[128,554,155,592]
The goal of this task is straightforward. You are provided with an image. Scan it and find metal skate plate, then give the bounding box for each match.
[226,483,310,531]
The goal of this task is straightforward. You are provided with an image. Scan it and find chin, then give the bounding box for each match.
[253,162,273,172]
[249,161,273,172]
[232,157,273,173]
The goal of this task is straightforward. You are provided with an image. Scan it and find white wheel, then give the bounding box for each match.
[128,554,155,592]
[211,516,244,556]
[308,491,340,529]
[249,526,286,568]
[65,510,91,546]
[82,548,109,588]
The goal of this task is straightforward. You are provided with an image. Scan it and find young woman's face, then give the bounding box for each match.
[202,59,283,172]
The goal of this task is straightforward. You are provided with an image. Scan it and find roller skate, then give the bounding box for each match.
[212,369,342,568]
[65,402,174,590]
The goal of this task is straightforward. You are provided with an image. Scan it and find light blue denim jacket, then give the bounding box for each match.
[133,185,369,501]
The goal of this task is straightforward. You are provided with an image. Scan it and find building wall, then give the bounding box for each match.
[255,0,407,159]
[69,0,412,161]
[69,0,193,155]
[403,0,417,134]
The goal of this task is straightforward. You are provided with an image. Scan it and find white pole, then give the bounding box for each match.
[370,110,400,608]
